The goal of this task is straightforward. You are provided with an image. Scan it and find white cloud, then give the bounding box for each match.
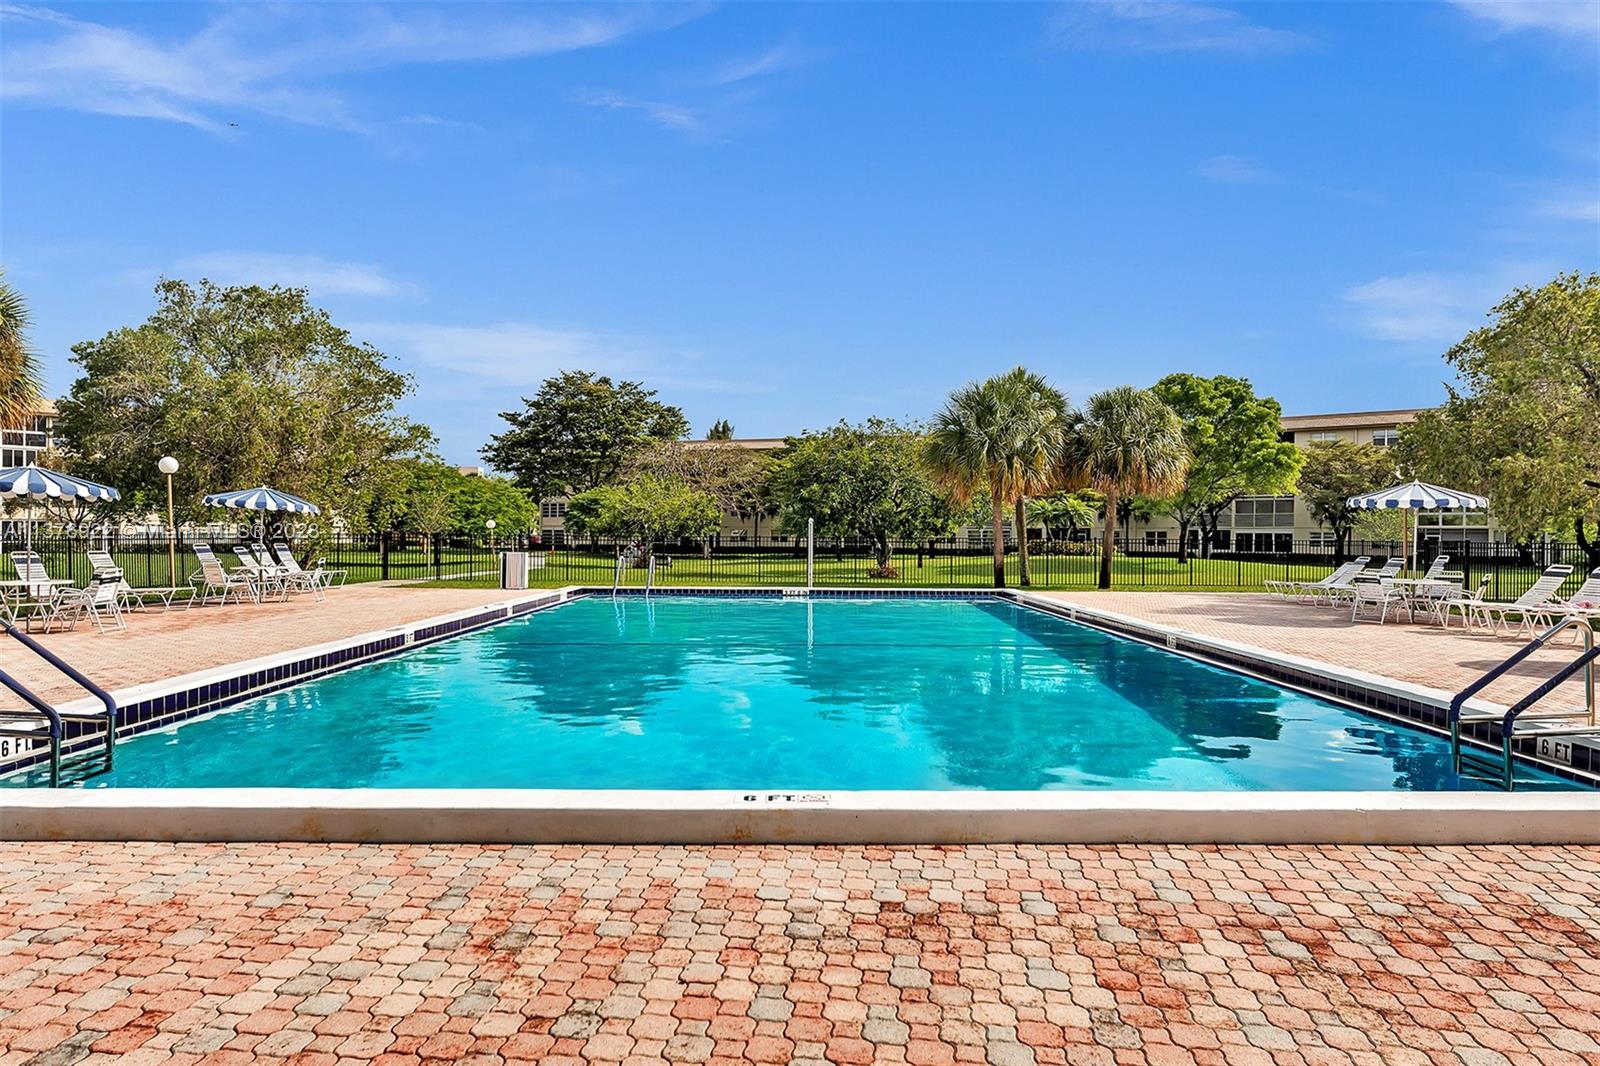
[1534,195,1600,222]
[176,253,417,298]
[1194,154,1278,183]
[353,319,763,394]
[1047,1,1312,54]
[573,89,702,134]
[0,3,696,133]
[701,44,809,87]
[1341,266,1553,345]
[1448,1,1600,39]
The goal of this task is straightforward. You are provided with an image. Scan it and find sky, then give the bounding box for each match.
[2,1,1597,467]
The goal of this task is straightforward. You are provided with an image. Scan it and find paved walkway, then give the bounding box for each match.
[0,843,1596,1066]
[1037,592,1593,710]
[3,586,509,704]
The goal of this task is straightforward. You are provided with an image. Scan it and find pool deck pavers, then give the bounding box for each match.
[1,841,1597,1066]
[4,587,1600,1062]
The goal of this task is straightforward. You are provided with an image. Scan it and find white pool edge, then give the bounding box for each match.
[3,788,1596,844]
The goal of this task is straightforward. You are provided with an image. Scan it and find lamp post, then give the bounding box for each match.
[158,456,179,587]
[485,518,496,555]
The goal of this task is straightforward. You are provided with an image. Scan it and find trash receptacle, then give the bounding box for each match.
[499,551,529,590]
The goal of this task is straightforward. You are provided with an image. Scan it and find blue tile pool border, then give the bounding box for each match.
[2,585,1594,790]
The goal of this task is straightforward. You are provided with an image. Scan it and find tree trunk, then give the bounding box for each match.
[875,533,892,572]
[1014,496,1031,587]
[1576,517,1600,569]
[990,490,1006,589]
[1176,518,1191,563]
[1099,485,1118,590]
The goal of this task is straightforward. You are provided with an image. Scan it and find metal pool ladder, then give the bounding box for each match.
[0,622,118,787]
[1449,616,1598,790]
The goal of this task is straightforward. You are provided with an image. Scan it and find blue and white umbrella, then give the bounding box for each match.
[1347,480,1489,570]
[202,486,321,515]
[0,464,121,550]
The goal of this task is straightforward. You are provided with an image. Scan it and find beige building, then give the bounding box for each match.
[535,407,1499,551]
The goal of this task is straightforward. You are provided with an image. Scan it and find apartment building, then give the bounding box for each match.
[0,400,57,469]
[535,407,1499,550]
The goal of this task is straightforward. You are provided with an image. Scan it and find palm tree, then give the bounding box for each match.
[0,273,44,429]
[925,367,1068,588]
[1060,386,1189,590]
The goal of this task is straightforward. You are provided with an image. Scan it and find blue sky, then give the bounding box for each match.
[3,1,1597,466]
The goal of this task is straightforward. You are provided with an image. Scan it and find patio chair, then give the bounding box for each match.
[6,550,73,629]
[253,543,321,600]
[1429,574,1492,628]
[46,567,128,634]
[1539,566,1600,633]
[232,546,289,601]
[1463,564,1575,638]
[273,542,346,590]
[1264,558,1365,600]
[1325,557,1402,607]
[1349,572,1410,624]
[1420,554,1452,580]
[87,548,192,612]
[188,544,258,606]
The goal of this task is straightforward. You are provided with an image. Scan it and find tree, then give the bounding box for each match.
[482,371,689,503]
[766,420,958,575]
[1298,440,1397,559]
[627,439,770,536]
[0,272,44,428]
[367,460,537,539]
[1027,491,1096,543]
[1150,373,1302,561]
[706,419,733,440]
[1398,272,1600,565]
[924,367,1069,587]
[1059,386,1189,589]
[56,279,431,528]
[565,475,720,560]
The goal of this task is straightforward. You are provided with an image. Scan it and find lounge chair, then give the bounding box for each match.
[46,567,127,633]
[188,544,258,606]
[86,548,192,611]
[1430,574,1492,628]
[1264,558,1366,600]
[1349,572,1411,624]
[1539,566,1600,633]
[1324,557,1402,607]
[231,546,289,601]
[268,541,334,598]
[1464,564,1575,638]
[251,543,320,599]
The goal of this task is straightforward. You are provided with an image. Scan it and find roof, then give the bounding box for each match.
[1278,408,1425,431]
[682,438,787,451]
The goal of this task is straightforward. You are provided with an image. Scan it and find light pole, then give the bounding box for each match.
[158,456,179,587]
[485,518,496,554]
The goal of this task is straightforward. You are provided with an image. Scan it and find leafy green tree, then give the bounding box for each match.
[482,371,689,503]
[924,367,1069,587]
[1027,491,1097,543]
[0,271,43,428]
[56,280,431,527]
[1060,386,1189,589]
[565,475,721,560]
[1399,272,1600,564]
[706,419,733,440]
[767,419,958,575]
[1150,373,1302,561]
[628,439,771,536]
[368,460,537,539]
[1298,440,1397,559]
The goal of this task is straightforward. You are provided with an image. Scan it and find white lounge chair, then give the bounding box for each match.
[6,550,74,629]
[1431,574,1492,628]
[86,548,192,611]
[1464,564,1575,638]
[1324,557,1402,607]
[1265,558,1367,600]
[1539,566,1600,634]
[232,546,289,601]
[46,567,128,633]
[273,542,345,590]
[252,543,321,599]
[188,544,258,606]
[1350,572,1411,624]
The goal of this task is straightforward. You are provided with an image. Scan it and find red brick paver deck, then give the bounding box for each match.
[1039,592,1594,711]
[6,586,510,705]
[1,842,1597,1066]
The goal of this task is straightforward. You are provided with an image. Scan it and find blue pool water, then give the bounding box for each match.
[45,596,1583,790]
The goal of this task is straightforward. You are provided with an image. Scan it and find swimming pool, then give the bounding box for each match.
[24,594,1583,791]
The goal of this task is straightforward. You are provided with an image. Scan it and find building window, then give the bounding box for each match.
[1308,432,1339,442]
[1233,496,1295,529]
[1307,531,1337,549]
[1371,429,1400,447]
[1143,530,1168,547]
[539,500,568,518]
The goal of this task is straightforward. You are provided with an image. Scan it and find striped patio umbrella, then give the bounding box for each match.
[202,486,321,515]
[0,464,121,550]
[1347,480,1489,570]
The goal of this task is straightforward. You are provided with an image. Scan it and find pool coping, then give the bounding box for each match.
[1,584,1596,844]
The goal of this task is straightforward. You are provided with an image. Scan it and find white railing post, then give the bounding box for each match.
[806,518,815,589]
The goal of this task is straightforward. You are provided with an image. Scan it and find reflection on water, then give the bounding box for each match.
[48,596,1585,791]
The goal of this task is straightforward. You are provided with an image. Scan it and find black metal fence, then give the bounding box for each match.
[6,529,1598,598]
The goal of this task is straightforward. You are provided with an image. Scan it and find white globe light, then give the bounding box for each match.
[158,456,180,475]
[485,519,497,530]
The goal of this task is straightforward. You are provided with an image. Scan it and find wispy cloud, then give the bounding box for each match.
[1194,154,1279,184]
[352,319,765,394]
[1447,1,1600,40]
[175,253,418,299]
[700,44,810,87]
[0,3,696,134]
[1533,195,1600,222]
[1341,265,1553,345]
[572,89,703,135]
[1047,1,1312,54]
